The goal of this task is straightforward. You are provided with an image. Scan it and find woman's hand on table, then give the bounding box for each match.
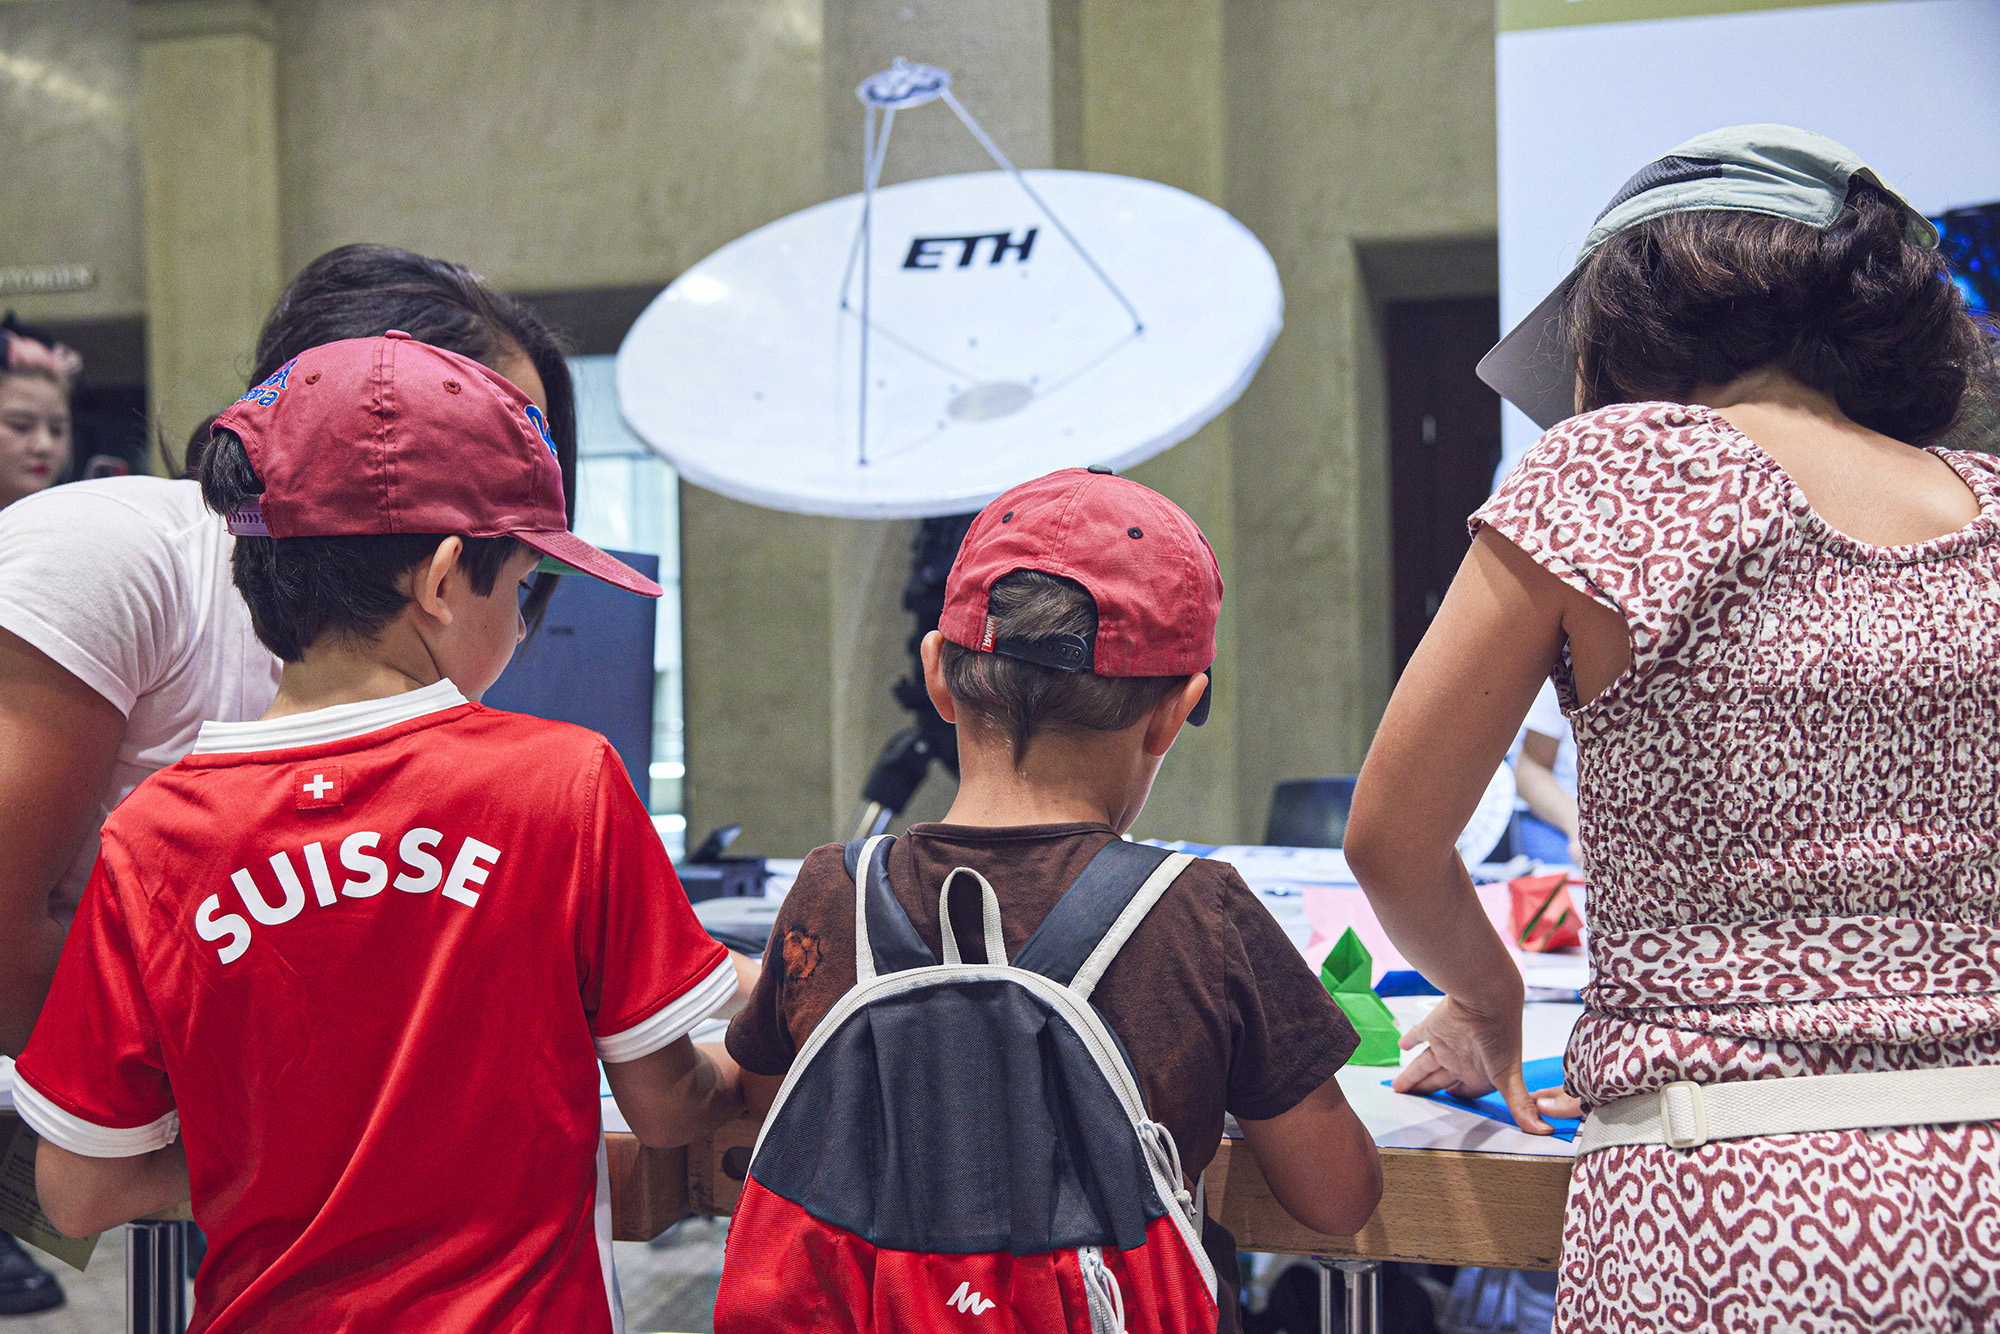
[1390,994,1554,1135]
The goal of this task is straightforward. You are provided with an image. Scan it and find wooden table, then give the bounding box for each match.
[605,1120,1572,1272]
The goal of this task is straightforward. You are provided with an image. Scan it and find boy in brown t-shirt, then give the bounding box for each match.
[726,468,1381,1329]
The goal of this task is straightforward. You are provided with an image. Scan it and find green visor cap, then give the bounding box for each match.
[1478,124,1940,431]
[534,554,589,577]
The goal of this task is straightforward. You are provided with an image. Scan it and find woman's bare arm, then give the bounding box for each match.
[1515,731,1580,862]
[1344,530,1624,1131]
[0,627,123,1055]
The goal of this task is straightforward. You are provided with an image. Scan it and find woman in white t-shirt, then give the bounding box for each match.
[1510,679,1579,866]
[0,244,581,1057]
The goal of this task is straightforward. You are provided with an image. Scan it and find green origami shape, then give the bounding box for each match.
[1320,928,1403,1066]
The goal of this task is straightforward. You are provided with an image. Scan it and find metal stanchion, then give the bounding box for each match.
[1337,1259,1383,1334]
[125,1220,186,1334]
[1312,1255,1384,1334]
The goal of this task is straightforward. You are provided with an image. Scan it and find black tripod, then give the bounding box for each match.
[850,513,977,838]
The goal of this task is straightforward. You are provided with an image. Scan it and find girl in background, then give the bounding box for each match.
[0,314,78,512]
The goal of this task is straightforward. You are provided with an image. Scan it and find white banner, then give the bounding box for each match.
[1496,0,2000,478]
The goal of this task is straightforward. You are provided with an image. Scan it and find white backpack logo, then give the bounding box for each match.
[946,1280,996,1316]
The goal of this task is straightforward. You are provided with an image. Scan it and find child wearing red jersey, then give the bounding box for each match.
[14,333,743,1333]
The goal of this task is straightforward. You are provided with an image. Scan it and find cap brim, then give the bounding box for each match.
[1476,272,1582,431]
[515,529,662,598]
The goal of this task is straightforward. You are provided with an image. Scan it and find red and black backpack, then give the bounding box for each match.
[716,834,1220,1333]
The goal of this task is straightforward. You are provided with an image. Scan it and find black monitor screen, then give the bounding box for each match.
[1938,201,1999,317]
[482,550,660,802]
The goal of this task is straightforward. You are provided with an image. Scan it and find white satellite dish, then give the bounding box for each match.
[617,65,1282,519]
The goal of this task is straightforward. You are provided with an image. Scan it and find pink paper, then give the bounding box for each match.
[1302,884,1519,981]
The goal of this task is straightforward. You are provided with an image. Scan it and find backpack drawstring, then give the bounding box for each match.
[1141,1120,1195,1220]
[1079,1246,1128,1334]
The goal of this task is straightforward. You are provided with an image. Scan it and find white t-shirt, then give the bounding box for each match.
[1513,678,1578,798]
[0,477,281,924]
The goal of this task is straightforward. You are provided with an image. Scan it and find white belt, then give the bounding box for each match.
[1575,1064,2000,1157]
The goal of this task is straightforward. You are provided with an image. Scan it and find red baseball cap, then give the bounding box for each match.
[940,468,1222,715]
[210,331,660,598]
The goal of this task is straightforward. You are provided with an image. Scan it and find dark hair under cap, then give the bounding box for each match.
[940,569,1191,761]
[197,426,521,663]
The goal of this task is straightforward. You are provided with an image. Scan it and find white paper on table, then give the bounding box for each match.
[1183,845,1586,988]
[694,895,787,945]
[760,859,803,903]
[1331,997,1580,1159]
[1201,845,1359,887]
[0,1055,12,1113]
[1518,949,1591,993]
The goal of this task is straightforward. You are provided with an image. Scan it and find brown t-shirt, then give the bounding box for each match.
[726,822,1358,1327]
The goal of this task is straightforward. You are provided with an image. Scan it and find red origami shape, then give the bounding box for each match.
[1509,871,1582,953]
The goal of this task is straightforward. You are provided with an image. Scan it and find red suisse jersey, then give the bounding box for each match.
[16,681,732,1333]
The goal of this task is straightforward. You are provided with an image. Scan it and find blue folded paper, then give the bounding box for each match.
[1373,969,1443,998]
[1386,1055,1581,1141]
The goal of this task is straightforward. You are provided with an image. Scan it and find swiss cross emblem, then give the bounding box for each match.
[295,766,344,811]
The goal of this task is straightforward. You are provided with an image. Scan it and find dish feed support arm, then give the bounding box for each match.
[842,61,1144,470]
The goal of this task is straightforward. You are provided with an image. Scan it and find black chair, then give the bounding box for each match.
[1264,777,1359,848]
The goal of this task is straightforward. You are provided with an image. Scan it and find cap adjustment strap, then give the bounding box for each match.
[226,503,271,537]
[989,632,1093,672]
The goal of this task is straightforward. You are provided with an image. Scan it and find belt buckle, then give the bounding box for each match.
[1658,1080,1709,1150]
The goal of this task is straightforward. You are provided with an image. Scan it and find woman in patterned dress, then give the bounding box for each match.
[1346,125,2000,1331]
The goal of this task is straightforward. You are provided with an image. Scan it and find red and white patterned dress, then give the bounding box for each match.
[1475,402,2000,1333]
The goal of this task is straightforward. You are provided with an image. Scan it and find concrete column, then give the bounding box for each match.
[134,0,282,467]
[1064,0,1242,843]
[680,495,836,857]
[1220,0,1497,828]
[820,0,1061,838]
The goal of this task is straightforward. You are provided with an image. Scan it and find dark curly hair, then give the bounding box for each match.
[1568,182,1998,446]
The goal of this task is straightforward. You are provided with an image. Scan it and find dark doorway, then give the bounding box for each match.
[1384,296,1502,676]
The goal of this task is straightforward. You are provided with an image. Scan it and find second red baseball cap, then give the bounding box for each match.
[210,331,660,598]
[940,467,1222,709]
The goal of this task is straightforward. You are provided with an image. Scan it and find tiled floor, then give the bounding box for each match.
[4,1218,729,1334]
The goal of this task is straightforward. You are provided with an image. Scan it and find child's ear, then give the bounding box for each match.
[1142,671,1210,759]
[919,631,958,724]
[411,536,466,626]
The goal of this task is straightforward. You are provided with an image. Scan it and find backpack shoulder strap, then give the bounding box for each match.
[1010,840,1196,1000]
[845,834,936,982]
